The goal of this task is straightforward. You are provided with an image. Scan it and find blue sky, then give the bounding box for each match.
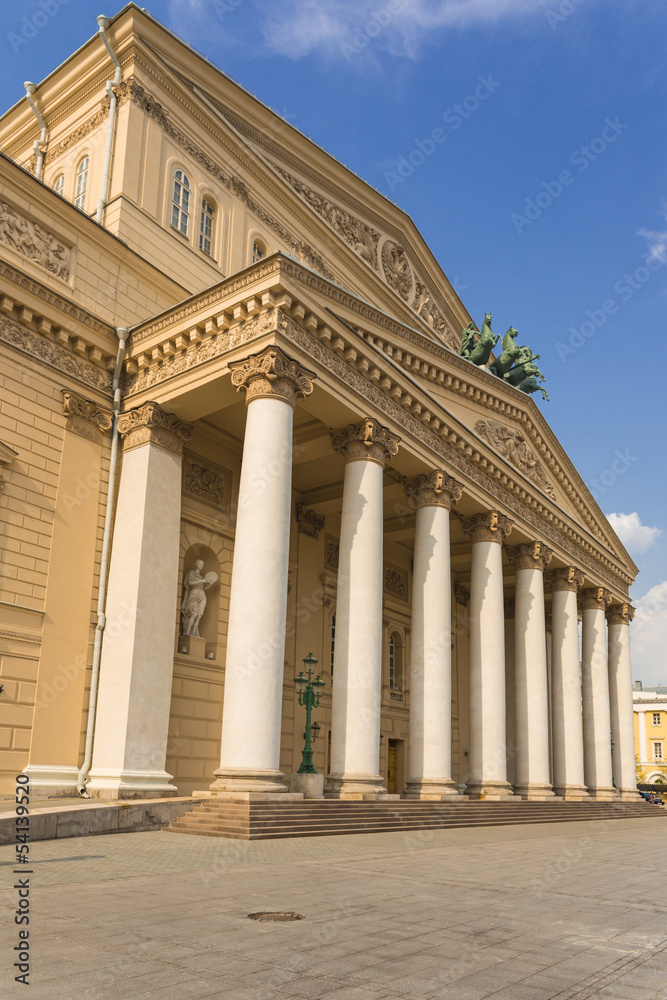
[3,0,666,683]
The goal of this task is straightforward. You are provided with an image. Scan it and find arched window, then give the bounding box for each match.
[389,632,402,691]
[53,173,65,197]
[252,239,265,263]
[199,197,215,255]
[171,169,190,236]
[330,613,336,678]
[74,157,89,210]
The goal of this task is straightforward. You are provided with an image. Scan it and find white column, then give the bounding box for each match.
[637,710,647,768]
[547,568,588,799]
[211,347,315,795]
[508,541,555,799]
[461,511,515,799]
[327,417,400,799]
[403,470,463,800]
[581,587,615,800]
[504,600,516,787]
[545,615,554,786]
[87,402,191,799]
[607,603,639,799]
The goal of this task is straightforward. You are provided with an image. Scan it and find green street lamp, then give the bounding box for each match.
[294,652,326,774]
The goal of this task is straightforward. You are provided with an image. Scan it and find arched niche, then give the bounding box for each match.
[179,543,220,646]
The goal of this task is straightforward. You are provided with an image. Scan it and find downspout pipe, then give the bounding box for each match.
[95,15,122,224]
[77,326,129,796]
[24,83,47,180]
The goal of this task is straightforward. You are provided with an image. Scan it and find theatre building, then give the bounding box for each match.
[0,5,639,806]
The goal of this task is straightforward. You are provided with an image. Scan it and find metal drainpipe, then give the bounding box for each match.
[95,15,122,224]
[77,327,128,796]
[24,83,47,180]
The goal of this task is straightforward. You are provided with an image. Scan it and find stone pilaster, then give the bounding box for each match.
[62,390,113,443]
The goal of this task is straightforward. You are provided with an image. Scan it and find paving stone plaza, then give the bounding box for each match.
[2,817,667,999]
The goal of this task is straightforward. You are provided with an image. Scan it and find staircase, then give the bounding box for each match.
[164,798,663,841]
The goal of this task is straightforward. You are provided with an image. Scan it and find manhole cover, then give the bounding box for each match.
[247,911,304,922]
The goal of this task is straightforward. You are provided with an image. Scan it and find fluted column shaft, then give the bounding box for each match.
[327,418,400,799]
[462,511,514,799]
[213,348,315,795]
[607,603,639,799]
[547,568,588,799]
[581,587,615,799]
[403,471,463,799]
[508,542,554,799]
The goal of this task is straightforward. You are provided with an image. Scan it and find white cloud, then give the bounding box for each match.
[639,202,667,262]
[632,581,667,688]
[255,0,546,61]
[606,512,662,555]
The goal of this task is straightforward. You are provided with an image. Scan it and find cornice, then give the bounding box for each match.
[0,314,112,395]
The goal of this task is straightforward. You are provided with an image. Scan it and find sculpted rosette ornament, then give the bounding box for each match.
[229,346,316,407]
[403,469,463,510]
[331,416,400,466]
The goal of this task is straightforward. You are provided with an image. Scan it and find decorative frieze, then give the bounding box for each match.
[325,536,339,571]
[475,418,556,499]
[0,315,112,394]
[606,602,635,626]
[117,401,192,456]
[403,469,463,510]
[579,587,612,612]
[331,416,400,466]
[384,564,408,601]
[62,390,112,443]
[0,201,71,281]
[506,540,553,572]
[296,505,325,539]
[183,453,231,508]
[229,345,316,407]
[461,510,513,544]
[546,566,585,593]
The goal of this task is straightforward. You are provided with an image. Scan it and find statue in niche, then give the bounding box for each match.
[181,559,217,637]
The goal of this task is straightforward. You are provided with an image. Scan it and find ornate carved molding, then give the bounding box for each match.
[0,201,71,281]
[296,505,325,539]
[118,401,192,456]
[504,597,515,619]
[403,469,463,510]
[0,315,112,394]
[331,417,400,466]
[229,345,316,407]
[579,587,612,612]
[506,541,553,572]
[380,240,414,302]
[546,566,585,593]
[461,510,513,544]
[607,602,635,626]
[62,390,112,443]
[454,582,470,607]
[475,418,556,500]
[325,535,339,571]
[384,564,408,601]
[183,453,231,508]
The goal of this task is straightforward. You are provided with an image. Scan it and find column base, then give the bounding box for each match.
[512,783,557,801]
[586,787,618,801]
[194,790,304,802]
[552,784,590,801]
[209,767,289,794]
[464,780,518,801]
[85,768,178,800]
[616,787,643,801]
[325,773,388,800]
[403,778,467,801]
[22,765,79,797]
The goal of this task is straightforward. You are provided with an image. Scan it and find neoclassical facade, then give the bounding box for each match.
[0,6,639,804]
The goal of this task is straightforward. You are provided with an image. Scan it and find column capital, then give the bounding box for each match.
[331,417,400,466]
[607,602,635,626]
[454,582,470,607]
[579,586,613,611]
[546,566,585,592]
[229,346,316,408]
[404,470,463,510]
[506,540,553,572]
[461,510,513,544]
[504,597,515,619]
[117,401,193,457]
[62,390,113,443]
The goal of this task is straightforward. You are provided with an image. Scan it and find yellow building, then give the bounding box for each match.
[0,5,640,805]
[633,684,667,784]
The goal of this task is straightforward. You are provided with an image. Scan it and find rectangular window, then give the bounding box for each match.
[653,742,663,760]
[653,712,661,726]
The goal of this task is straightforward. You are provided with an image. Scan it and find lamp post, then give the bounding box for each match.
[294,652,326,774]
